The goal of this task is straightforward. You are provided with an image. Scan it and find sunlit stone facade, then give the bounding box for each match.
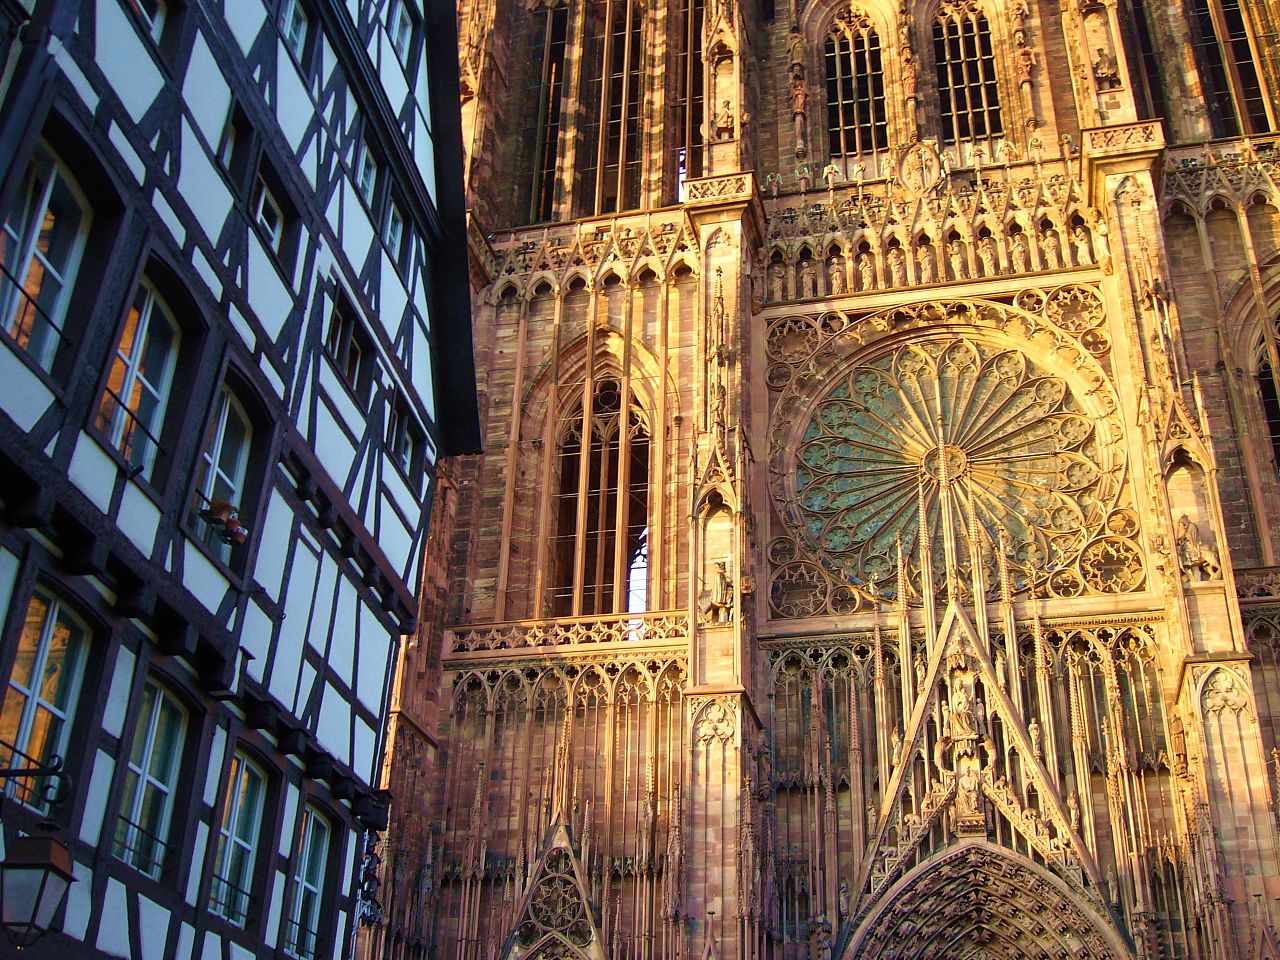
[368,0,1280,957]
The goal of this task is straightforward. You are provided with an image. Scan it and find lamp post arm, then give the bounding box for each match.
[0,754,72,808]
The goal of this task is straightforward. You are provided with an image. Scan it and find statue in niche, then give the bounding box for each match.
[1091,211,1113,273]
[887,247,907,286]
[1028,717,1042,759]
[1072,225,1093,264]
[977,236,997,276]
[1176,515,1221,581]
[890,727,903,765]
[799,258,818,297]
[1068,793,1080,832]
[699,560,735,623]
[838,879,850,920]
[955,762,981,818]
[1041,227,1062,268]
[950,680,979,741]
[768,260,786,300]
[995,649,1007,689]
[857,252,875,289]
[714,100,735,140]
[916,246,935,283]
[1092,47,1120,89]
[828,255,846,294]
[947,240,967,279]
[1010,231,1030,272]
[914,649,927,691]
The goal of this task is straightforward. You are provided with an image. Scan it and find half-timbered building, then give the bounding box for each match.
[0,0,477,957]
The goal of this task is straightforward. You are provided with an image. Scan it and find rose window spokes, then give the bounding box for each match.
[792,337,1119,592]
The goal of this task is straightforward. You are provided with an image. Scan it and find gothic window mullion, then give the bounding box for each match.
[824,16,887,164]
[611,382,634,610]
[571,363,596,616]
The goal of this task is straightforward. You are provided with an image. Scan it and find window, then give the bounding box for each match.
[384,200,408,266]
[1186,0,1270,135]
[113,681,186,878]
[553,376,650,616]
[387,390,425,482]
[0,147,90,372]
[194,386,253,563]
[283,806,331,960]
[932,7,1003,142]
[130,0,167,41]
[388,0,415,65]
[210,751,266,927]
[354,138,379,209]
[0,590,89,810]
[218,106,252,181]
[252,174,285,253]
[673,0,705,194]
[578,0,645,216]
[825,14,888,160]
[280,0,309,62]
[518,6,569,223]
[95,279,180,479]
[324,296,373,405]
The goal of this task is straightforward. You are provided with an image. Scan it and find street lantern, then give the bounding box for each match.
[0,831,75,949]
[0,754,75,950]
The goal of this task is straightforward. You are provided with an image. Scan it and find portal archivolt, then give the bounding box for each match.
[845,840,1132,960]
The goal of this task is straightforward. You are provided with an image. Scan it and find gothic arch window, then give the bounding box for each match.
[824,11,888,160]
[578,0,645,216]
[932,4,1002,142]
[553,375,651,616]
[1185,0,1271,135]
[1254,333,1280,477]
[674,0,706,192]
[518,4,569,224]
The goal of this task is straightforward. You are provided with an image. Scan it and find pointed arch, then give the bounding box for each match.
[845,839,1132,960]
[930,1,1003,144]
[823,7,889,162]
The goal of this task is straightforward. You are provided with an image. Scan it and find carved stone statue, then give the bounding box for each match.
[1176,515,1221,582]
[916,246,935,283]
[1015,44,1036,85]
[1072,225,1093,265]
[1041,227,1062,268]
[838,878,850,919]
[1092,47,1120,89]
[787,25,805,77]
[791,77,808,118]
[1011,231,1030,273]
[1028,717,1042,759]
[947,240,966,279]
[857,252,875,289]
[950,681,978,741]
[715,100,735,140]
[828,256,846,294]
[768,261,786,300]
[799,258,818,298]
[902,49,918,100]
[888,246,907,287]
[977,236,997,276]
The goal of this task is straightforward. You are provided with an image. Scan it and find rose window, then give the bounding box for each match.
[784,335,1122,593]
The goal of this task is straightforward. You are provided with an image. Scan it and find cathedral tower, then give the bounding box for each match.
[364,0,1280,957]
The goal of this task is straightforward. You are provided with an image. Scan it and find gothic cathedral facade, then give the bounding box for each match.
[364,0,1280,957]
